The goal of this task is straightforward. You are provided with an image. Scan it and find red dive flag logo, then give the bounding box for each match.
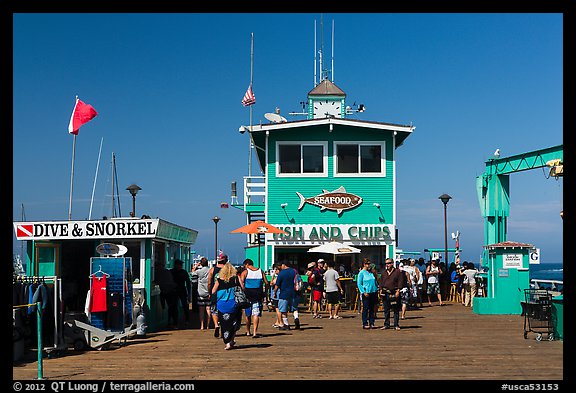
[68,98,98,135]
[17,224,34,238]
[241,85,256,107]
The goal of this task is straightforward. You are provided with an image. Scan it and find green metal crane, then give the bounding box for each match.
[474,144,562,315]
[476,144,563,258]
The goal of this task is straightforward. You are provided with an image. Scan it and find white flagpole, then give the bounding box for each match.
[68,133,76,220]
[68,95,79,220]
[88,137,104,220]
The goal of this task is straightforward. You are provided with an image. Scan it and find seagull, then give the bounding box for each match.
[494,148,500,158]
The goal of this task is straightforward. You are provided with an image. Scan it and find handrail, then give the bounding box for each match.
[530,279,563,293]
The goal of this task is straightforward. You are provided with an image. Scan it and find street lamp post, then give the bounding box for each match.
[438,194,452,273]
[212,216,221,264]
[126,184,142,217]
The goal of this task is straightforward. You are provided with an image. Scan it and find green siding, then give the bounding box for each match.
[267,125,395,225]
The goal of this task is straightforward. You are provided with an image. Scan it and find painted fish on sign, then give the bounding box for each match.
[296,186,363,215]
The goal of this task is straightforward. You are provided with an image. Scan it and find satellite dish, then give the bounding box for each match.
[264,113,287,123]
[113,244,128,256]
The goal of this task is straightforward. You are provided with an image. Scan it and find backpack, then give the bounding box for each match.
[308,272,316,286]
[294,269,303,292]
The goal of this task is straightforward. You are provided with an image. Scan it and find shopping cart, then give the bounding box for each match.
[521,289,554,341]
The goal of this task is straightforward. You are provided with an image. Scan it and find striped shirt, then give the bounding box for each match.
[244,267,264,302]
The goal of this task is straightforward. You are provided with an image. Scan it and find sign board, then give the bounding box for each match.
[297,186,363,215]
[270,223,394,245]
[13,219,159,240]
[96,243,128,256]
[502,254,523,269]
[498,268,509,277]
[529,248,540,264]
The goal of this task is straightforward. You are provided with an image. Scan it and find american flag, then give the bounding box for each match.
[241,84,256,106]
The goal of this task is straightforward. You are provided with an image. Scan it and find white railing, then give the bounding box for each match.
[530,279,563,294]
[243,176,265,206]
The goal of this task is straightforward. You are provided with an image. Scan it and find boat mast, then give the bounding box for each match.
[89,137,103,220]
[111,153,115,217]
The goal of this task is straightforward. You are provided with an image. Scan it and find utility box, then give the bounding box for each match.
[474,241,533,314]
[551,294,563,340]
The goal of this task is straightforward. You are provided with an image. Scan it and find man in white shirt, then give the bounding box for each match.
[324,260,344,319]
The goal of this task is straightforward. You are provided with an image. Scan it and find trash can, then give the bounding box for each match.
[551,295,563,341]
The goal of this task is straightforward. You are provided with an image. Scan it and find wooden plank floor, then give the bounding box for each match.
[13,302,563,381]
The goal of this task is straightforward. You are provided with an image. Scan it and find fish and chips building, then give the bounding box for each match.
[235,78,415,273]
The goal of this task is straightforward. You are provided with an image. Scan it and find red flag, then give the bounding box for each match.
[68,98,98,135]
[241,85,256,106]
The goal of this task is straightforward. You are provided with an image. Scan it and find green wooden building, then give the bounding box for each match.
[235,78,414,273]
[13,218,198,332]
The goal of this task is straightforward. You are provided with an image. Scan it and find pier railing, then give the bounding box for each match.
[530,279,563,295]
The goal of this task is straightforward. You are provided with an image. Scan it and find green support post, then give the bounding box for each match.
[36,301,43,380]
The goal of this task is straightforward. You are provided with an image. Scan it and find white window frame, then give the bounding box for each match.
[333,140,386,177]
[276,141,328,177]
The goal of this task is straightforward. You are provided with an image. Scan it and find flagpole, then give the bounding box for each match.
[248,32,254,177]
[68,133,76,220]
[68,95,79,220]
[67,95,98,220]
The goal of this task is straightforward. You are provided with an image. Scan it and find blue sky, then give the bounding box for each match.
[12,13,563,264]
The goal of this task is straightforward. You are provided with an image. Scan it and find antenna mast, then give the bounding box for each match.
[314,20,317,86]
[319,14,324,81]
[331,19,335,82]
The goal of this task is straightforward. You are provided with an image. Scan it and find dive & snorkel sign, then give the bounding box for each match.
[14,219,159,240]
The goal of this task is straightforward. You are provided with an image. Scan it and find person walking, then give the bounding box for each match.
[459,262,468,305]
[416,257,427,307]
[378,258,403,330]
[462,262,479,307]
[207,253,228,338]
[191,257,211,330]
[239,258,269,338]
[426,259,444,306]
[273,261,299,330]
[324,260,344,319]
[154,261,178,329]
[404,258,421,310]
[308,261,325,318]
[211,262,243,350]
[397,260,412,320]
[357,258,379,329]
[269,264,283,328]
[170,259,191,327]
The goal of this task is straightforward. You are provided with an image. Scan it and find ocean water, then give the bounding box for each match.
[530,262,563,282]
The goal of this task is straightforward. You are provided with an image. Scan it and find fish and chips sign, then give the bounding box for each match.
[14,219,159,240]
[297,186,362,215]
[270,224,395,244]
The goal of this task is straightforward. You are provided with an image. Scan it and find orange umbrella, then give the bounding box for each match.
[230,220,288,235]
[230,221,287,268]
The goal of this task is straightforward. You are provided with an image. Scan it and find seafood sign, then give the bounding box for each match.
[296,186,363,215]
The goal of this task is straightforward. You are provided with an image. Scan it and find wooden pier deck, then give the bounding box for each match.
[13,302,563,381]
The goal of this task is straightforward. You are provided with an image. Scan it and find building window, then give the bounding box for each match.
[277,142,327,177]
[335,142,386,177]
